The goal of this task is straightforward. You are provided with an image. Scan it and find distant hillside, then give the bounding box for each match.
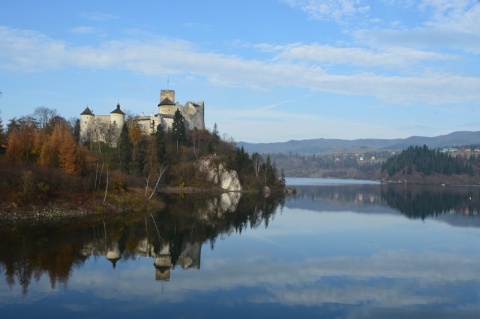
[238,131,480,155]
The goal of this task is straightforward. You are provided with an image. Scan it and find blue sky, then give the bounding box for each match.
[1,0,479,143]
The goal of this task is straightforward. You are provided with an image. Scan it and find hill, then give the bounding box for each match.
[238,131,480,155]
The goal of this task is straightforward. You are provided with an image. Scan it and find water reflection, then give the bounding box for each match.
[3,180,480,318]
[288,182,480,220]
[0,192,281,294]
[381,184,480,219]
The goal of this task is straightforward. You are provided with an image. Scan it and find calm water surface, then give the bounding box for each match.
[2,178,480,318]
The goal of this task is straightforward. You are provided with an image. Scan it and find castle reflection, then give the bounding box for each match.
[0,192,281,293]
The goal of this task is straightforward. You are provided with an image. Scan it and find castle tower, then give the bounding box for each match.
[158,90,177,116]
[109,104,125,146]
[80,106,95,144]
[110,103,125,130]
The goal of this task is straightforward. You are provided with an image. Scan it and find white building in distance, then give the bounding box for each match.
[80,89,205,145]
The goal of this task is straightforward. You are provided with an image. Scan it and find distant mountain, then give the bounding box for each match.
[238,131,480,155]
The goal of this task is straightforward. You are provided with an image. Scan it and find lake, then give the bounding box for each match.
[1,177,480,318]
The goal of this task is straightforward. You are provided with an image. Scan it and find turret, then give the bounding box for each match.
[110,103,125,143]
[80,106,95,144]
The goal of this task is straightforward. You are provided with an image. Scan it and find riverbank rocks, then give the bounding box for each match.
[199,156,243,192]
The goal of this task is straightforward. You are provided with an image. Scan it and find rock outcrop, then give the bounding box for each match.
[199,156,243,192]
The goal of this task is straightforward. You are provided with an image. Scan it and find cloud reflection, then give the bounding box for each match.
[52,249,480,312]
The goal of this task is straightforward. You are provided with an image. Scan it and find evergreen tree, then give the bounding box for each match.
[155,124,166,162]
[6,117,20,137]
[73,119,81,144]
[213,123,219,140]
[0,112,5,147]
[264,155,276,186]
[172,109,186,153]
[117,123,132,173]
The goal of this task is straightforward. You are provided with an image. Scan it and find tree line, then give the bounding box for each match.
[267,152,382,179]
[381,145,477,177]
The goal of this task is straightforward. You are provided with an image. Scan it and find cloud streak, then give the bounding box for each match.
[1,25,479,107]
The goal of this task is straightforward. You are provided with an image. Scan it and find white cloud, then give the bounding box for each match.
[1,25,479,108]
[281,0,370,23]
[0,27,66,72]
[257,42,455,68]
[3,249,480,311]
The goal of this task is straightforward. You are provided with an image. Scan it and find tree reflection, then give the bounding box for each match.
[288,183,480,220]
[0,192,282,294]
[381,184,480,219]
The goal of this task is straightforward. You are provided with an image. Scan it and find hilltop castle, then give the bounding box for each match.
[80,89,205,145]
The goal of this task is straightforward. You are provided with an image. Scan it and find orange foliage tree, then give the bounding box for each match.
[37,124,80,174]
[6,119,36,163]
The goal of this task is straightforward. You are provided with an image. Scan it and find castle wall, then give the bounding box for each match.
[79,115,94,144]
[80,90,205,146]
[183,102,205,130]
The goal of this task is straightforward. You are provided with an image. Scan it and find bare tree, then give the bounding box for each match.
[252,153,263,182]
[103,170,109,203]
[33,106,57,128]
[147,165,168,200]
[191,129,200,159]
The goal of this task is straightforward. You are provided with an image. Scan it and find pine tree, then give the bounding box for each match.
[73,119,81,144]
[155,124,166,162]
[172,109,186,144]
[213,123,219,139]
[117,123,132,173]
[0,112,5,147]
[264,155,276,186]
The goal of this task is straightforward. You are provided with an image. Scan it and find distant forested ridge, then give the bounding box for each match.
[381,145,476,177]
[238,131,480,155]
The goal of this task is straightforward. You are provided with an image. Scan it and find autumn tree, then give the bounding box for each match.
[129,124,144,176]
[36,123,78,174]
[6,117,37,163]
[57,125,77,174]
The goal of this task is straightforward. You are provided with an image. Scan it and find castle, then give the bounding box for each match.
[80,89,205,145]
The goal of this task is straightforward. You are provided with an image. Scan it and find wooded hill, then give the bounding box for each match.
[0,107,284,212]
[382,145,475,176]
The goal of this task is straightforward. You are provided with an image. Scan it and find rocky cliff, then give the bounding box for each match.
[199,156,243,192]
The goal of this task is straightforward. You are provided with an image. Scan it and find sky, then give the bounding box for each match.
[0,0,479,143]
